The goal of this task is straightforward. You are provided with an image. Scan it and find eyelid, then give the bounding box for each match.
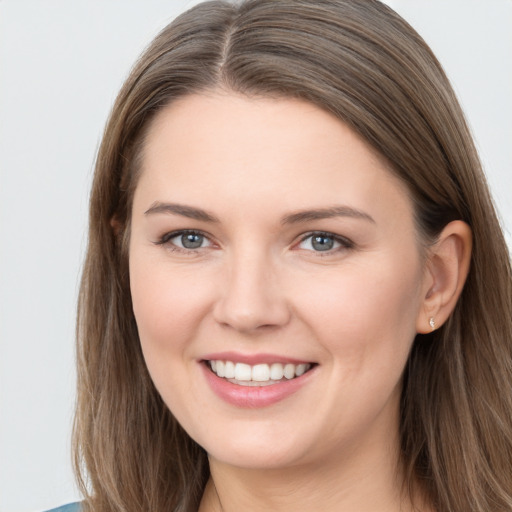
[154,229,214,252]
[295,231,354,252]
[153,229,353,255]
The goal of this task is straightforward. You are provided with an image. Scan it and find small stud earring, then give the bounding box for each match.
[429,317,436,330]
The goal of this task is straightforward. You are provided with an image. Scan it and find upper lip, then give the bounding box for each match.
[200,351,314,366]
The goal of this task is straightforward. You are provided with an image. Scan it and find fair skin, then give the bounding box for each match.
[129,92,471,512]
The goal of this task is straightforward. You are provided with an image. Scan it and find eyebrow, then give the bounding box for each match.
[144,202,375,225]
[144,202,220,223]
[281,206,375,225]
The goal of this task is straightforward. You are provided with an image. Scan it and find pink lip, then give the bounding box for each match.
[200,361,316,409]
[201,351,311,365]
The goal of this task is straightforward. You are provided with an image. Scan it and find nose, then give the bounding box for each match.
[212,250,291,333]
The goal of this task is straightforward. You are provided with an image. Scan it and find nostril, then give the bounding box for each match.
[213,301,290,333]
[212,260,292,332]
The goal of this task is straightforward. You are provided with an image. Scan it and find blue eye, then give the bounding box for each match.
[176,232,206,249]
[298,232,351,252]
[158,230,212,251]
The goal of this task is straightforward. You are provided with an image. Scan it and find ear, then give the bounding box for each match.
[110,215,122,236]
[416,220,472,333]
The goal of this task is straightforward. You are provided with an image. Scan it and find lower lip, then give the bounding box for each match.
[201,363,315,408]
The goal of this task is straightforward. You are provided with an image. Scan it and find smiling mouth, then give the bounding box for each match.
[205,360,314,387]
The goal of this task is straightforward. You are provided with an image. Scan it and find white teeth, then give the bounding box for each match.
[295,363,307,376]
[208,360,312,383]
[270,363,284,380]
[234,363,252,381]
[252,364,270,381]
[216,360,225,378]
[283,363,295,379]
[224,361,235,379]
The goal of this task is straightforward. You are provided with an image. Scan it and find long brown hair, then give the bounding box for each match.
[74,1,512,511]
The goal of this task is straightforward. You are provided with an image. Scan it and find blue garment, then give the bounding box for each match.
[44,503,81,512]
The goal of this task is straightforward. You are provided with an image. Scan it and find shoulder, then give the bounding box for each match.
[44,503,82,512]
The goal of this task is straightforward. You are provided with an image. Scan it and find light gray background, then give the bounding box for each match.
[1,1,510,511]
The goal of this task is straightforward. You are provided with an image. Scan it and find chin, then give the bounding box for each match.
[186,416,326,471]
[206,443,307,471]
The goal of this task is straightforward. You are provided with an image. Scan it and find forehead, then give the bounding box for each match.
[135,92,413,227]
[144,92,385,167]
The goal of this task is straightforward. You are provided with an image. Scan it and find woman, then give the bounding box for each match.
[54,0,512,511]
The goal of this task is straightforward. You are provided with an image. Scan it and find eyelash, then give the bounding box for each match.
[154,230,354,255]
[154,229,212,254]
[297,231,354,254]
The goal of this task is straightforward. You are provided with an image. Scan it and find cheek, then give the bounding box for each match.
[129,255,214,357]
[294,254,423,366]
[293,255,423,434]
[129,256,216,422]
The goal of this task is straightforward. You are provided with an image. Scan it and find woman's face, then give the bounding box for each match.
[129,92,429,470]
